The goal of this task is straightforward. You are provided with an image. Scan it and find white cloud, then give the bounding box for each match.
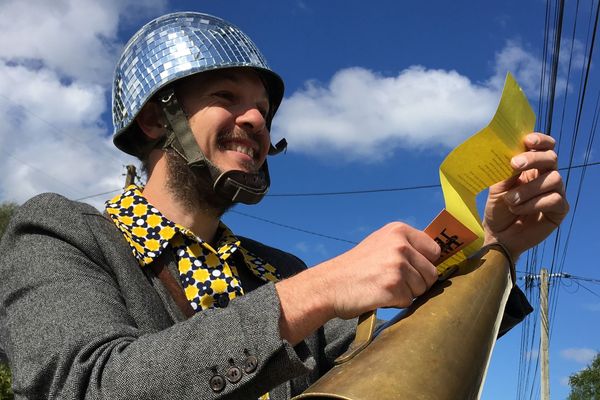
[274,66,498,161]
[559,38,586,76]
[0,0,166,208]
[273,41,546,161]
[561,348,598,364]
[0,0,166,84]
[489,41,542,94]
[0,62,134,208]
[490,39,585,98]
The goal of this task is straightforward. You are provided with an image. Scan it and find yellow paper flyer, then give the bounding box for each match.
[430,73,535,276]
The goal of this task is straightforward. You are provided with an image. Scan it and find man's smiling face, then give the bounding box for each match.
[176,68,271,175]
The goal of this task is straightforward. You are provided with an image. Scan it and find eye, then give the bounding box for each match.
[212,91,235,101]
[257,105,269,119]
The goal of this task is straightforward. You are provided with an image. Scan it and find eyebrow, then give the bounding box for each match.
[188,71,270,111]
[216,72,269,99]
[217,72,240,83]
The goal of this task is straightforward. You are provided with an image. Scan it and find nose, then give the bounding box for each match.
[235,106,267,134]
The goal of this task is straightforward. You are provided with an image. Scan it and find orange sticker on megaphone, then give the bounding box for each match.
[424,209,478,269]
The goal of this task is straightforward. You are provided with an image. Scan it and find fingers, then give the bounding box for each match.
[511,148,558,173]
[506,132,567,222]
[329,222,441,316]
[385,223,439,303]
[511,133,558,173]
[484,132,568,261]
[524,132,556,151]
[503,170,569,222]
[401,246,439,298]
[504,169,563,204]
[404,225,442,263]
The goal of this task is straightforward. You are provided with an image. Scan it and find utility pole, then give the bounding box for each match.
[540,268,550,400]
[523,269,567,400]
[124,165,137,188]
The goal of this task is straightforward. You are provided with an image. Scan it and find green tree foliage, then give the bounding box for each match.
[0,202,16,399]
[0,202,18,238]
[0,364,13,400]
[568,352,600,400]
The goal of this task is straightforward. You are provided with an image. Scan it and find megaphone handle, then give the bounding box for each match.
[334,310,377,364]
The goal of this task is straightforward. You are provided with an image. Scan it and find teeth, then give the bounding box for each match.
[225,144,255,158]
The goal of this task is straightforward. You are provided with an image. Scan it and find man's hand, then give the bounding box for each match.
[324,222,441,318]
[483,132,569,261]
[276,222,440,344]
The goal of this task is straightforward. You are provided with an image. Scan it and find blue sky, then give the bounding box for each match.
[0,0,598,398]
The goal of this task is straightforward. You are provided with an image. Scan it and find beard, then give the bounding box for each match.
[164,148,233,218]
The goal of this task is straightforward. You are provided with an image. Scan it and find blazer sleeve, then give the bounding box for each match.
[0,194,317,399]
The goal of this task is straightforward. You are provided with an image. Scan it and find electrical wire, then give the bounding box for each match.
[551,88,600,330]
[230,209,358,244]
[573,281,600,298]
[0,94,124,166]
[555,0,582,157]
[66,159,600,204]
[1,148,85,196]
[59,157,600,255]
[545,0,566,136]
[73,189,123,202]
[519,0,565,396]
[566,273,600,283]
[547,0,600,348]
[266,184,440,197]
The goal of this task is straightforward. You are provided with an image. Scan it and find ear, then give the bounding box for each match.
[136,102,167,140]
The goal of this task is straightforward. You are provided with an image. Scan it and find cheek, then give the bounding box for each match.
[187,115,224,156]
[196,138,214,159]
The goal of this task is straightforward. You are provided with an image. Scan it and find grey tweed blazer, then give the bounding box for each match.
[0,194,357,399]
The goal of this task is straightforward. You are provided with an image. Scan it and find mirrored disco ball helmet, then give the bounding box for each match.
[112,11,286,204]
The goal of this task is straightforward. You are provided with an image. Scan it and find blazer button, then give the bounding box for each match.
[243,355,258,373]
[209,374,226,392]
[225,365,242,383]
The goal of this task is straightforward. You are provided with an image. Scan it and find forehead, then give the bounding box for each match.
[177,68,268,97]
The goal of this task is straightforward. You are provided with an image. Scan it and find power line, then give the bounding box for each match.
[230,209,358,245]
[555,0,581,157]
[266,184,440,197]
[266,160,600,198]
[547,0,600,356]
[70,159,600,203]
[1,148,85,196]
[9,154,599,208]
[520,0,568,396]
[73,189,122,202]
[554,88,600,292]
[561,273,600,284]
[0,86,124,166]
[573,281,600,298]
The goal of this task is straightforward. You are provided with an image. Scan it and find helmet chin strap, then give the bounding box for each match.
[157,87,285,205]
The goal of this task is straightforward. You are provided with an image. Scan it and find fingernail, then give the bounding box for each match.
[512,156,527,168]
[528,134,539,145]
[507,191,520,204]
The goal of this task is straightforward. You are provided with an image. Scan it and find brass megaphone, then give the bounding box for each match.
[294,246,515,400]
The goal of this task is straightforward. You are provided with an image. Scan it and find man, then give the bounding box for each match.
[0,11,568,399]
